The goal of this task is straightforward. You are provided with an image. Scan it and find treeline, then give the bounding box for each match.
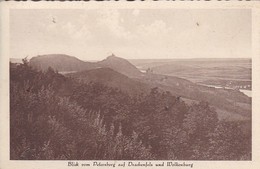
[10,60,251,160]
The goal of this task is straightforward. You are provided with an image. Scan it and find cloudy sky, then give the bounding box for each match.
[10,9,251,60]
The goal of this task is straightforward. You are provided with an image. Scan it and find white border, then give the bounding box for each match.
[1,1,260,169]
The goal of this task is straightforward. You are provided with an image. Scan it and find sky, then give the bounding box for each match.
[10,9,251,60]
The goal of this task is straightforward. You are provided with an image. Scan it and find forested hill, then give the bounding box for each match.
[66,68,149,95]
[29,54,141,77]
[10,60,251,160]
[29,54,96,72]
[97,55,141,77]
[28,54,252,122]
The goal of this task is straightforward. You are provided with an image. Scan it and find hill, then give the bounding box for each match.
[67,65,251,121]
[29,54,97,72]
[29,54,141,77]
[137,72,251,121]
[28,54,251,121]
[66,67,148,95]
[10,61,251,160]
[29,54,96,72]
[97,54,141,77]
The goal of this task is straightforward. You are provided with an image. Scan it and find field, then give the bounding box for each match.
[129,58,251,90]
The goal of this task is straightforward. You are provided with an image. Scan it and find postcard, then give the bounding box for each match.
[0,1,260,169]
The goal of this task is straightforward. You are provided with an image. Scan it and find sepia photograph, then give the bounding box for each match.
[1,2,260,168]
[9,8,252,161]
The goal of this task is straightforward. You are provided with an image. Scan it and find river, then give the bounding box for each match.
[239,89,252,97]
[199,84,252,97]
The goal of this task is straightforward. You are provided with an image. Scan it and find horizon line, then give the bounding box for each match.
[9,56,252,61]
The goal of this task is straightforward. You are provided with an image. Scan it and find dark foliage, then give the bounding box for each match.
[10,61,251,160]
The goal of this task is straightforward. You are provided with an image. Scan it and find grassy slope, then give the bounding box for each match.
[136,73,251,121]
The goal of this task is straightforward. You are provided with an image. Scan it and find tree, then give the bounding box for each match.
[209,121,251,160]
[182,102,218,159]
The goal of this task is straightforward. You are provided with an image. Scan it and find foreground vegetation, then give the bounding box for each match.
[10,60,251,160]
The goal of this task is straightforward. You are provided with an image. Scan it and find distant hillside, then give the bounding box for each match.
[97,54,141,77]
[28,54,251,121]
[67,68,148,95]
[10,58,23,64]
[137,73,251,121]
[67,65,251,121]
[130,58,251,83]
[29,54,141,77]
[29,54,96,72]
